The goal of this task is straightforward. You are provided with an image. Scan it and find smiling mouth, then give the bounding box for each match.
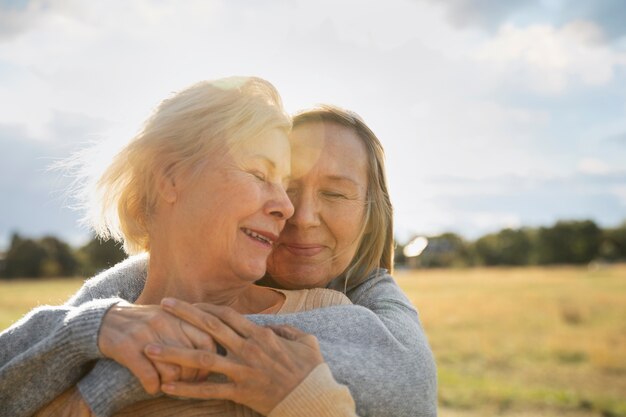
[282,244,324,257]
[242,228,274,246]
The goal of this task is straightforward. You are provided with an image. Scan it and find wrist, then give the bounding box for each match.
[268,363,356,417]
[64,298,124,360]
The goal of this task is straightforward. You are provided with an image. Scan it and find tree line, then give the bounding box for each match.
[395,219,626,268]
[1,219,625,278]
[0,234,127,279]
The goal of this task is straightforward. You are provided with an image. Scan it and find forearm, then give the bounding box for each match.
[91,364,356,417]
[346,272,438,416]
[77,359,154,417]
[0,255,147,417]
[0,298,121,417]
[248,271,438,417]
[47,263,435,417]
[247,305,434,417]
[76,304,432,417]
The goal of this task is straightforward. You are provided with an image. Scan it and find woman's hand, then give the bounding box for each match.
[145,298,324,415]
[98,302,216,394]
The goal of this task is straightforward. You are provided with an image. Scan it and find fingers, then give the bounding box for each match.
[145,344,246,379]
[162,313,213,382]
[120,344,185,388]
[188,302,285,361]
[149,303,325,416]
[123,354,162,395]
[153,361,183,384]
[161,299,248,354]
[182,300,259,339]
[181,321,216,351]
[101,303,219,388]
[266,324,306,341]
[266,324,320,353]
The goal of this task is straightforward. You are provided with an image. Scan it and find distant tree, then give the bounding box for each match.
[419,233,472,268]
[39,236,79,277]
[2,234,79,278]
[77,236,127,276]
[2,233,48,278]
[394,239,407,267]
[535,220,602,264]
[600,222,626,261]
[474,228,532,266]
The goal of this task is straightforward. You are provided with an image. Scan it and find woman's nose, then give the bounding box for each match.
[288,191,321,228]
[268,184,295,220]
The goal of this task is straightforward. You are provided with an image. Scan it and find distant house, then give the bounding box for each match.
[417,233,470,268]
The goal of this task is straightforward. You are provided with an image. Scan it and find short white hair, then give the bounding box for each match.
[86,76,291,254]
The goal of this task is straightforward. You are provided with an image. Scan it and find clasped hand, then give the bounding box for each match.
[99,301,216,394]
[99,299,323,415]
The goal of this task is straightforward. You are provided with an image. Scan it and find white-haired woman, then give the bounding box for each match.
[0,77,360,417]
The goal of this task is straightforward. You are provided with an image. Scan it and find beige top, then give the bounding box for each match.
[112,288,357,417]
[273,287,352,314]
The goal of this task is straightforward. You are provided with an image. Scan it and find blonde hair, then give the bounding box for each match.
[88,77,290,254]
[292,105,394,287]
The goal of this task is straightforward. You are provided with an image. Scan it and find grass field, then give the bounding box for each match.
[1,264,625,417]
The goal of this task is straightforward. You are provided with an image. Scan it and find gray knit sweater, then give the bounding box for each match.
[0,256,437,417]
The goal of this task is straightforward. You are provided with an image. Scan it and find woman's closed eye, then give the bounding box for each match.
[250,170,267,182]
[321,190,348,200]
[251,170,291,191]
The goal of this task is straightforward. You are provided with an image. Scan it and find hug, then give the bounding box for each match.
[0,76,437,417]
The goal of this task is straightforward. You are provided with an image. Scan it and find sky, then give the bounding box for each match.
[0,0,625,249]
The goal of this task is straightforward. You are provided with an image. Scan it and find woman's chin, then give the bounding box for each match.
[238,262,268,283]
[270,269,332,290]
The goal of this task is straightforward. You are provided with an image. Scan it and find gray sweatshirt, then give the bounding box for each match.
[0,255,437,417]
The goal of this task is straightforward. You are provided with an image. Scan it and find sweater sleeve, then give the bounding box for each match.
[0,293,120,416]
[0,256,147,417]
[78,358,156,417]
[347,272,438,416]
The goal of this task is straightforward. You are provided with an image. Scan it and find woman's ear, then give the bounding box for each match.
[157,166,178,204]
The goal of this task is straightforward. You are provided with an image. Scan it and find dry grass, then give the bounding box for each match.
[1,265,625,416]
[396,264,626,417]
[0,278,85,330]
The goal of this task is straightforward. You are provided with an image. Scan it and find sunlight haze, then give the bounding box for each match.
[1,0,625,248]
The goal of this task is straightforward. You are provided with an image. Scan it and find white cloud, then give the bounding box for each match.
[577,158,613,175]
[474,21,626,94]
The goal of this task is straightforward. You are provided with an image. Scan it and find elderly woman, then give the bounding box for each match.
[1,77,355,416]
[0,93,437,416]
